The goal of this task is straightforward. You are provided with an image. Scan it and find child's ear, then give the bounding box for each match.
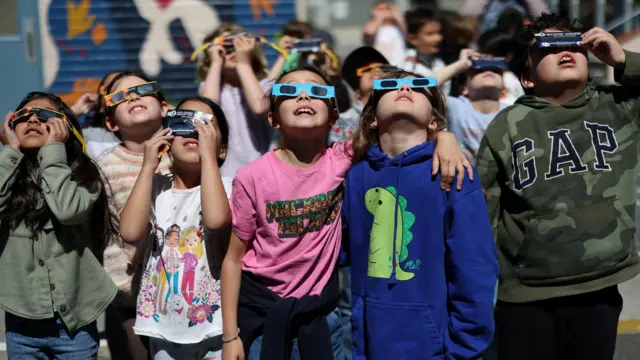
[329,107,339,126]
[407,33,418,49]
[267,112,280,129]
[370,118,378,129]
[520,70,534,90]
[161,101,170,117]
[219,143,228,160]
[105,116,119,133]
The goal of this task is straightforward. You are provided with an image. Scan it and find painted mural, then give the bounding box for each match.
[39,0,295,105]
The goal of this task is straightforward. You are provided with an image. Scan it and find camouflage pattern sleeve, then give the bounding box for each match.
[475,113,511,235]
[610,50,640,128]
[614,50,640,86]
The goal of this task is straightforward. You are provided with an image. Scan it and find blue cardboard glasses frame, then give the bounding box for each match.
[272,83,335,99]
[373,77,437,90]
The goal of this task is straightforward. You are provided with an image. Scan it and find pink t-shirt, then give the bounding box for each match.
[231,143,352,298]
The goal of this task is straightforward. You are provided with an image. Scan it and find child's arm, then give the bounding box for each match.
[119,129,174,243]
[267,36,293,80]
[444,173,499,360]
[433,49,474,88]
[433,130,474,191]
[234,36,270,115]
[37,118,99,224]
[199,45,225,103]
[0,113,22,216]
[221,233,247,358]
[194,121,231,231]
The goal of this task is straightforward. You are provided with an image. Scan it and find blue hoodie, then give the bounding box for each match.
[343,142,498,360]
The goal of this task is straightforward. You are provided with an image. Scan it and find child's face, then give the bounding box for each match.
[220,32,238,70]
[466,69,505,92]
[13,98,59,150]
[526,28,589,92]
[408,21,442,56]
[106,76,167,134]
[358,65,387,97]
[269,70,337,137]
[170,100,226,165]
[374,77,438,132]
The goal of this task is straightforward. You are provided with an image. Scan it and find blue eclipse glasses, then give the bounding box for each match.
[471,56,509,71]
[271,83,335,99]
[373,77,437,91]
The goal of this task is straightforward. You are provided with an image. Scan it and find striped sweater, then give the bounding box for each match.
[99,145,172,306]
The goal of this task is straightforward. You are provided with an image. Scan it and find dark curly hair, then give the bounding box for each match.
[3,92,116,258]
[510,12,583,93]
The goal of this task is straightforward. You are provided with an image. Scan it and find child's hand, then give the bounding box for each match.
[582,27,626,69]
[433,131,474,191]
[70,92,99,116]
[234,36,256,66]
[194,119,219,162]
[0,111,21,151]
[143,129,173,170]
[208,44,226,66]
[222,338,245,360]
[456,49,475,71]
[45,118,69,145]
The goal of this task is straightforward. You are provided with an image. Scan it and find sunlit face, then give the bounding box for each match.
[13,98,59,150]
[358,65,387,97]
[185,232,198,248]
[166,231,180,248]
[374,76,437,131]
[526,28,589,92]
[467,69,505,91]
[408,21,442,56]
[268,70,337,139]
[107,76,167,134]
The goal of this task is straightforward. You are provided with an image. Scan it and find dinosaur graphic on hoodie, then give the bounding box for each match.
[365,186,416,280]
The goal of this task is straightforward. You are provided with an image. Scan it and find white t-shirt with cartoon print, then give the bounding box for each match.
[133,173,233,344]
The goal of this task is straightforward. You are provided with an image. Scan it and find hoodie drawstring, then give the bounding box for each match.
[389,153,404,285]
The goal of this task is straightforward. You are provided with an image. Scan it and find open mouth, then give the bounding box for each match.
[129,105,147,114]
[294,106,316,116]
[558,53,576,66]
[25,127,43,136]
[184,139,199,149]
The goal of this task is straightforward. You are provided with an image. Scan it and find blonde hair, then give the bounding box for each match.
[351,69,447,163]
[178,226,204,259]
[196,23,268,81]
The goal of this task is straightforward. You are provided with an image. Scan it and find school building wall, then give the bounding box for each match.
[38,0,297,106]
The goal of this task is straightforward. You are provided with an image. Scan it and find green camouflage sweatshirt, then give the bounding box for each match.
[476,50,640,303]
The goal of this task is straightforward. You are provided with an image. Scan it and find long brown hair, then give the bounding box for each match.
[196,23,268,81]
[351,69,447,162]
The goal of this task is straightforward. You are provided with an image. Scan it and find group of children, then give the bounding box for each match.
[0,11,638,360]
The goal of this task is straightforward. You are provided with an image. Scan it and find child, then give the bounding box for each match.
[197,24,274,179]
[476,29,526,104]
[268,20,315,79]
[362,1,407,66]
[221,66,471,360]
[119,96,232,359]
[344,69,498,360]
[81,70,123,161]
[399,8,451,95]
[100,71,173,360]
[330,46,393,144]
[0,92,117,358]
[433,50,510,162]
[476,13,640,360]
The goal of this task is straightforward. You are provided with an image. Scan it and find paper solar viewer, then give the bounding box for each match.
[157,110,214,158]
[535,32,583,48]
[290,38,324,53]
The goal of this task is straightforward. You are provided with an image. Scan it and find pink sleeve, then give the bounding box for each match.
[231,174,257,241]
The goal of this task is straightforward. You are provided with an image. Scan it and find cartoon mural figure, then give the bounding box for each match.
[133,0,220,76]
[365,186,416,280]
[179,226,204,305]
[156,224,181,314]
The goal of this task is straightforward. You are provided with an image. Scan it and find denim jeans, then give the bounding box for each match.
[338,266,352,360]
[5,313,99,360]
[248,307,344,360]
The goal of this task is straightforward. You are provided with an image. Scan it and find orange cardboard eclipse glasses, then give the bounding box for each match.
[105,81,160,108]
[356,63,396,77]
[10,106,87,153]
